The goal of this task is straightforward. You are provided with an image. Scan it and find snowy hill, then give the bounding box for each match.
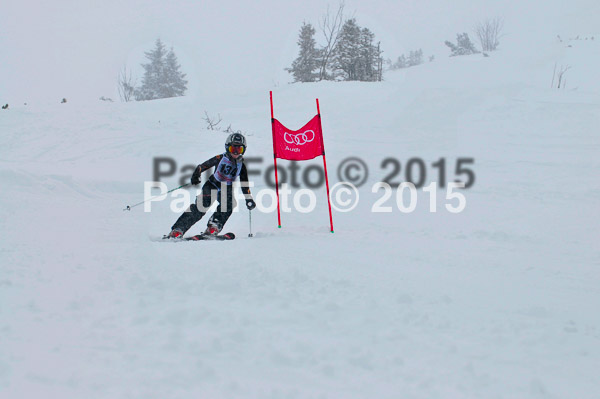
[1,39,599,399]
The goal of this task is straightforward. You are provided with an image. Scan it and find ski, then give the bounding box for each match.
[160,232,235,241]
[185,232,236,241]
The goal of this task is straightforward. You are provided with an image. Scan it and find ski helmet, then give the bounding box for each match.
[225,133,247,155]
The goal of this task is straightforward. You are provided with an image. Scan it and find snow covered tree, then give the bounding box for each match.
[287,10,383,82]
[332,19,362,81]
[357,27,376,81]
[392,54,407,69]
[375,41,384,81]
[286,22,321,82]
[445,33,480,56]
[136,39,188,101]
[392,49,423,69]
[407,49,424,67]
[163,48,188,98]
[136,39,167,101]
[331,19,383,81]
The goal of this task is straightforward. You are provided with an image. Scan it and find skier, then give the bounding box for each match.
[165,133,256,239]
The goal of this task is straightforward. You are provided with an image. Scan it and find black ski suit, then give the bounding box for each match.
[171,153,252,234]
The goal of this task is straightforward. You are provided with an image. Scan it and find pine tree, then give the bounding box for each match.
[332,19,383,81]
[136,39,188,101]
[136,39,167,101]
[375,41,384,81]
[407,49,423,67]
[286,23,320,82]
[163,48,188,98]
[357,27,376,81]
[445,33,479,56]
[393,54,407,69]
[332,19,362,81]
[288,17,384,83]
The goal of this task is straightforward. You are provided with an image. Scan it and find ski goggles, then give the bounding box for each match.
[228,145,245,155]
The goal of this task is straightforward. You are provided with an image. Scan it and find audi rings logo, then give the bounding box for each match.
[284,130,315,146]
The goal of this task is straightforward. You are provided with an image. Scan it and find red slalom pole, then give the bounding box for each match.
[317,98,334,233]
[322,154,334,233]
[270,91,282,228]
[273,158,282,228]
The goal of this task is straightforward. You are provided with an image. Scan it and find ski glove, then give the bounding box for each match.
[246,198,256,210]
[191,168,201,186]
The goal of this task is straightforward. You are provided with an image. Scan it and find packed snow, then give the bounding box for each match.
[1,34,600,399]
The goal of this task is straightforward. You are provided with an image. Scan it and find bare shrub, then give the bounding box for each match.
[318,1,345,81]
[475,17,504,52]
[117,66,137,102]
[203,112,222,130]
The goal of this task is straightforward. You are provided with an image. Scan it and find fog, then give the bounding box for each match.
[1,0,597,103]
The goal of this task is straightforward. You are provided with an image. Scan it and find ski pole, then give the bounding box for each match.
[248,209,253,237]
[123,183,191,211]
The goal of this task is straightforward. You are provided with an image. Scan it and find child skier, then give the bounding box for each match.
[165,133,256,239]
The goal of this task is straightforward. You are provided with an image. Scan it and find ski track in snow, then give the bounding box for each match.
[1,39,600,399]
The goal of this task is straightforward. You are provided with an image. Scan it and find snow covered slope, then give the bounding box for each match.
[1,38,599,399]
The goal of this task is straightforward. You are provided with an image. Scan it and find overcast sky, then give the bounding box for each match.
[1,0,597,103]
